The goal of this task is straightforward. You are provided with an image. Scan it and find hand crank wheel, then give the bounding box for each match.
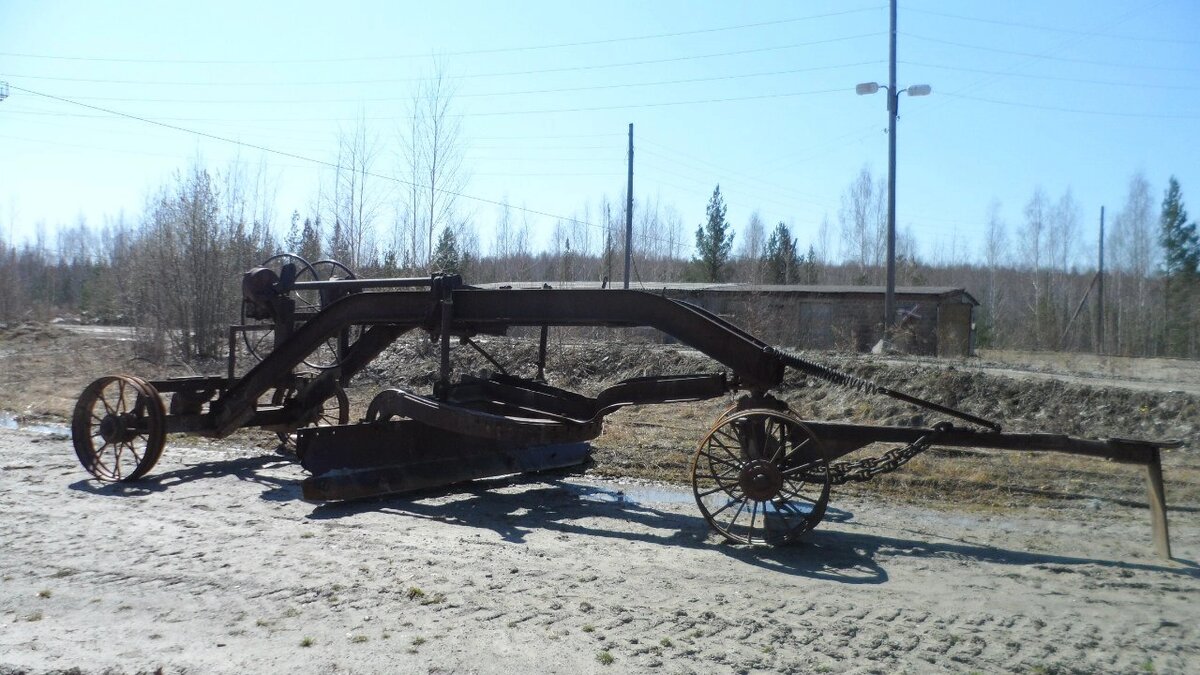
[303,258,363,370]
[71,375,167,482]
[240,253,320,364]
[691,408,830,545]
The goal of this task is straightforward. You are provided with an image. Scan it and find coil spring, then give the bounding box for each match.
[774,347,881,395]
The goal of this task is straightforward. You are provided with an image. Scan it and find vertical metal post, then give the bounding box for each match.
[437,292,453,398]
[536,325,549,381]
[1097,206,1105,354]
[884,0,898,342]
[1144,448,1172,559]
[624,123,634,289]
[227,326,238,382]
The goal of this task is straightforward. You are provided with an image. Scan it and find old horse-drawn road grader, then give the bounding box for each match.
[70,254,1182,556]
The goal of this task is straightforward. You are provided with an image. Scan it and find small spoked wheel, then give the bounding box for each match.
[71,375,166,482]
[272,382,350,447]
[691,408,830,545]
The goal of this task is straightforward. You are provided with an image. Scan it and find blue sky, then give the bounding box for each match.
[1,0,1197,266]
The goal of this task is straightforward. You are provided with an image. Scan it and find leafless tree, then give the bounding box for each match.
[324,113,384,270]
[417,64,467,270]
[838,166,885,282]
[981,200,1009,345]
[1107,172,1160,355]
[738,210,766,283]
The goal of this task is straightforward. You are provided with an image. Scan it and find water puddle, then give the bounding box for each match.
[565,479,696,506]
[0,411,69,436]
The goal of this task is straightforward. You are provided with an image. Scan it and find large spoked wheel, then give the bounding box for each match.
[272,382,350,447]
[691,408,830,545]
[304,259,361,370]
[240,253,320,363]
[71,375,167,482]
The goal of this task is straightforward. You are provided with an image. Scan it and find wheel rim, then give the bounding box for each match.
[71,375,166,482]
[691,409,830,545]
[240,253,319,363]
[272,382,350,447]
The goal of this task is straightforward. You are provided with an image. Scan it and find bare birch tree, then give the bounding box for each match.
[838,166,885,283]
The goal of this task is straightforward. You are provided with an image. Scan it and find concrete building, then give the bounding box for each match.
[494,282,979,357]
[647,283,977,357]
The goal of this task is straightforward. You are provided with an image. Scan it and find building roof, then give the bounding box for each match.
[478,281,979,305]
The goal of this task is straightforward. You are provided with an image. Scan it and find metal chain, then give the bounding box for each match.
[824,422,951,485]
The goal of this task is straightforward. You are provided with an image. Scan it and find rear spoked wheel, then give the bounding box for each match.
[272,382,350,447]
[71,375,166,482]
[691,408,830,545]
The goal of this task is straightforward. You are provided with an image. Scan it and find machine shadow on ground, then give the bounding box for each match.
[66,452,1197,581]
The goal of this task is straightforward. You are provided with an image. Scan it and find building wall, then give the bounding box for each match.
[658,289,973,357]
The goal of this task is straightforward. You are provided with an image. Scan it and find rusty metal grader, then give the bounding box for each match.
[71,254,1182,556]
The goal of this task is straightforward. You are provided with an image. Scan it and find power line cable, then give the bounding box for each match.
[7,84,689,247]
[0,33,886,90]
[901,31,1197,73]
[0,7,884,64]
[901,60,1200,91]
[5,86,848,123]
[904,6,1200,45]
[938,91,1199,119]
[34,60,886,105]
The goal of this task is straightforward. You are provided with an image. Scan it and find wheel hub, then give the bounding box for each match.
[738,459,784,502]
[98,413,137,444]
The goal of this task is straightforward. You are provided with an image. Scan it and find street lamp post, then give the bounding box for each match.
[855,79,930,346]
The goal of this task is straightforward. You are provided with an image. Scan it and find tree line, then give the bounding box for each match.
[1,134,1196,361]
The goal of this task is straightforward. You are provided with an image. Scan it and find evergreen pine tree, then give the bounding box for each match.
[764,221,801,284]
[693,185,733,282]
[431,227,461,274]
[1159,176,1200,355]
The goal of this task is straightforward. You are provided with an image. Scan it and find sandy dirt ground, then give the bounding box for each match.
[2,323,1199,674]
[1,425,1197,675]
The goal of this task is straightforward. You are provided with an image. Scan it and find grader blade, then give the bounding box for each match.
[296,420,592,501]
[295,422,585,497]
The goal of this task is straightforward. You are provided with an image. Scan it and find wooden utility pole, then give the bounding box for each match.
[623,123,634,289]
[884,0,898,339]
[1097,206,1105,354]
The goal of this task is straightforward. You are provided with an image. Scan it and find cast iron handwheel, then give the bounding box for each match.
[71,375,167,482]
[691,408,830,545]
[240,253,320,364]
[304,259,362,370]
[272,382,350,447]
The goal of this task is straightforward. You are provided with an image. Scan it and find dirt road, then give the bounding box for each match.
[2,426,1197,675]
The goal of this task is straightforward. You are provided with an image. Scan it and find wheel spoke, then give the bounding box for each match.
[772,501,797,529]
[723,497,749,534]
[116,380,128,414]
[698,452,741,479]
[780,479,820,504]
[700,453,741,471]
[100,391,116,416]
[781,457,822,476]
[696,482,736,498]
[747,501,759,545]
[708,436,743,465]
